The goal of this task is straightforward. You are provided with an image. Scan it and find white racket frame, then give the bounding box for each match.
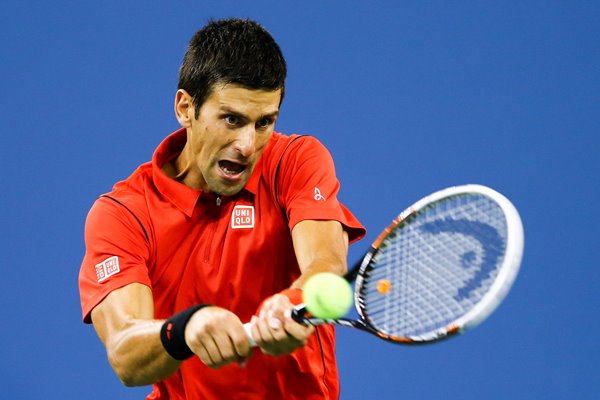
[355,184,524,342]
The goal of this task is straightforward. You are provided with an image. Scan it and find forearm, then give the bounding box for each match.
[290,257,347,289]
[251,222,348,356]
[91,284,182,387]
[105,318,181,386]
[291,220,349,289]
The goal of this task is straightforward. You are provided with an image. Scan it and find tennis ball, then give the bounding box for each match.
[303,273,353,319]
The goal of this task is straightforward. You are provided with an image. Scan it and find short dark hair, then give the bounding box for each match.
[178,18,287,118]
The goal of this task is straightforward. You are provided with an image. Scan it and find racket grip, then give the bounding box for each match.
[291,304,308,322]
[243,322,257,347]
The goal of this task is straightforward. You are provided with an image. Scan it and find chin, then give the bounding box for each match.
[213,182,246,197]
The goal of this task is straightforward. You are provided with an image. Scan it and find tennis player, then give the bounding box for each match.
[79,18,365,399]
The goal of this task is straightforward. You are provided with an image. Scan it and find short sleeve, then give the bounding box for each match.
[276,136,366,243]
[78,197,152,323]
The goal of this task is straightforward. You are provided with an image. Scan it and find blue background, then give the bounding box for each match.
[1,1,598,399]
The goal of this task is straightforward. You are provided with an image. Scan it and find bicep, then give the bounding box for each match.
[291,220,349,279]
[80,197,152,323]
[91,283,155,345]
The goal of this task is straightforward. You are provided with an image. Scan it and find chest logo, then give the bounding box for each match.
[231,205,255,229]
[95,256,120,283]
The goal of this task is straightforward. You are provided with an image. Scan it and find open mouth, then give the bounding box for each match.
[218,160,248,177]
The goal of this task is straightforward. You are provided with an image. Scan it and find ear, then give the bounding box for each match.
[174,89,195,127]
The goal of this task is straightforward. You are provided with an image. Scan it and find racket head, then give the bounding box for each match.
[354,184,524,344]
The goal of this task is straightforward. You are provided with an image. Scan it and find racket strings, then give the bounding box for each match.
[359,194,508,340]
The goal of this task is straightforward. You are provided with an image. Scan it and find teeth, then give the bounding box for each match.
[222,166,242,175]
[219,160,245,175]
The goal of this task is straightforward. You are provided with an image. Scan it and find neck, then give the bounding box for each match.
[162,143,206,191]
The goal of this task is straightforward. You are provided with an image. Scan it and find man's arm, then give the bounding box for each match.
[91,283,179,386]
[91,283,251,386]
[250,219,348,355]
[290,219,349,287]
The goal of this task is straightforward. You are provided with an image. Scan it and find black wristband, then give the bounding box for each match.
[160,304,211,360]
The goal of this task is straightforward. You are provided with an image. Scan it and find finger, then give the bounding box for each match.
[212,332,239,364]
[256,297,287,332]
[283,317,315,345]
[253,314,296,356]
[259,309,289,343]
[206,318,252,366]
[254,311,275,344]
[267,310,283,330]
[228,321,252,358]
[199,336,225,368]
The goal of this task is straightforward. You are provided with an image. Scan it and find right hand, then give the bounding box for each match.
[184,306,252,369]
[250,292,314,356]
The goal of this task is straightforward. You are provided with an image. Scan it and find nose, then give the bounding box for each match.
[233,126,256,157]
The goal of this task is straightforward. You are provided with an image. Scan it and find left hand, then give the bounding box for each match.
[249,293,314,356]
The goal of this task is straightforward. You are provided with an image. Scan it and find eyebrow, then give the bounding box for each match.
[220,106,279,121]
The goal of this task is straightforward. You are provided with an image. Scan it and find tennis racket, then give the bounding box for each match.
[245,184,524,345]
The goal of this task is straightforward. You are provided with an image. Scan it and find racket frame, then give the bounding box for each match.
[303,184,524,344]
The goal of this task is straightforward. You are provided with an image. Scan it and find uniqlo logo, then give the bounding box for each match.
[95,256,120,282]
[231,205,255,229]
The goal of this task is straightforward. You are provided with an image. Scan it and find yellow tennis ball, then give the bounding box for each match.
[303,273,353,319]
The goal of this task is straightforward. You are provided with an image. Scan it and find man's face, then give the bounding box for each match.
[181,83,281,196]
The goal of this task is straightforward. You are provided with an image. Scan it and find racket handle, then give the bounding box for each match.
[243,322,257,347]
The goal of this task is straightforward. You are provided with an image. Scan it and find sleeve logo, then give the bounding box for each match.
[231,205,255,229]
[95,256,121,282]
[314,187,326,201]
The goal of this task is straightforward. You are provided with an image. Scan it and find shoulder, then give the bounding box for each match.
[268,132,326,152]
[280,135,335,175]
[262,132,331,172]
[87,161,154,240]
[108,162,153,199]
[285,135,330,161]
[99,162,155,216]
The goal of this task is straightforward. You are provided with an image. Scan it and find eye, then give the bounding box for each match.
[224,115,240,126]
[256,118,273,129]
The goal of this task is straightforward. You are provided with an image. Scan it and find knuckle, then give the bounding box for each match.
[220,348,235,360]
[272,330,287,341]
[233,337,249,352]
[200,356,214,367]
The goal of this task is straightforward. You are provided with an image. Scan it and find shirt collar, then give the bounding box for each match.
[244,155,262,195]
[152,128,265,216]
[152,128,201,217]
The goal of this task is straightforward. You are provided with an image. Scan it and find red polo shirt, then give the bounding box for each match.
[79,128,365,400]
